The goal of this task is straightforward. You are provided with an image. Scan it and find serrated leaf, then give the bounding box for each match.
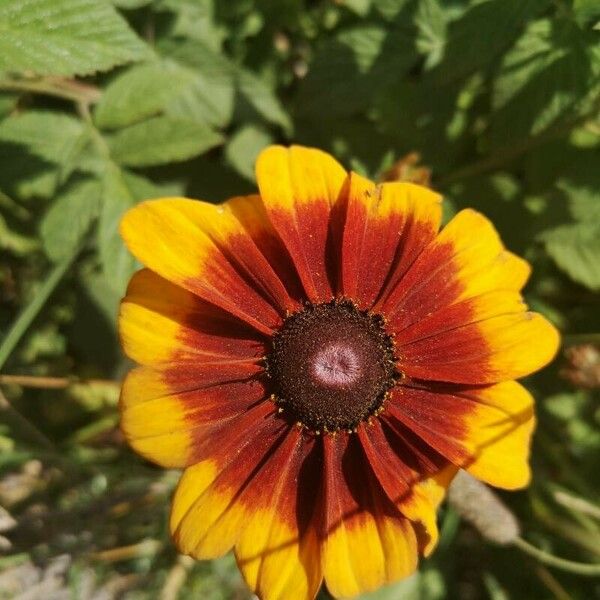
[0,0,152,76]
[159,38,289,131]
[108,116,223,167]
[557,180,600,223]
[155,0,225,51]
[94,61,195,129]
[415,0,447,69]
[490,19,600,148]
[541,222,600,290]
[40,179,101,261]
[372,0,412,21]
[237,70,291,133]
[98,167,181,293]
[159,39,235,128]
[225,124,273,181]
[297,24,417,118]
[429,0,549,85]
[0,111,85,164]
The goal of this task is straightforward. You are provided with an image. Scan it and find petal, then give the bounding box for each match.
[256,145,347,302]
[170,406,284,558]
[120,269,267,366]
[398,309,559,384]
[235,429,323,600]
[120,196,297,334]
[227,195,305,304]
[387,380,535,490]
[461,382,536,489]
[171,422,323,600]
[120,363,266,468]
[380,209,531,332]
[342,174,442,309]
[321,433,418,598]
[358,421,448,556]
[395,290,527,347]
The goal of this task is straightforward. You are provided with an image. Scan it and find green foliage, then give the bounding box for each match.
[1,0,599,599]
[296,24,417,117]
[490,18,600,148]
[541,222,600,290]
[40,179,101,262]
[0,111,86,165]
[0,0,151,76]
[107,115,223,166]
[94,61,195,129]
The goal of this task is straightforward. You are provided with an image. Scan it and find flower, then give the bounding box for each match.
[118,145,559,600]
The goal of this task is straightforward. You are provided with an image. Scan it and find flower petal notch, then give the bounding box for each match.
[119,144,560,600]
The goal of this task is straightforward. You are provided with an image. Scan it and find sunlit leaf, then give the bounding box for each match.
[108,116,223,166]
[94,61,194,129]
[40,179,102,261]
[489,19,600,148]
[0,0,151,76]
[429,0,549,85]
[540,222,600,290]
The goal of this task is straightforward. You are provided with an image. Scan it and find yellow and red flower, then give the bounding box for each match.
[118,145,559,600]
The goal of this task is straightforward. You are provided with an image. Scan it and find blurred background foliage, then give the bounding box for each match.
[0,0,599,598]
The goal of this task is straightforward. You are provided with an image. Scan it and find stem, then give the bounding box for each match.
[514,537,600,577]
[0,76,101,106]
[0,253,75,371]
[562,333,600,345]
[0,388,55,450]
[160,555,195,600]
[90,538,162,563]
[554,491,600,521]
[437,95,600,188]
[0,374,118,389]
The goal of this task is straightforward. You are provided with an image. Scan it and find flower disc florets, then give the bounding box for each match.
[266,300,398,432]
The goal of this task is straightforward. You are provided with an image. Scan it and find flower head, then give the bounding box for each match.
[118,145,559,600]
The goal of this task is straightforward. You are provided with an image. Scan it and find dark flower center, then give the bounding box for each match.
[266,300,398,432]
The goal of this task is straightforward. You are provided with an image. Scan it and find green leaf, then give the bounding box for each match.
[160,39,236,128]
[415,0,447,69]
[108,116,223,167]
[94,61,195,129]
[225,124,273,181]
[372,0,412,21]
[540,222,600,290]
[0,111,85,165]
[237,69,291,133]
[97,166,137,294]
[159,38,289,131]
[111,0,152,8]
[0,212,37,256]
[490,19,600,148]
[429,0,548,85]
[297,24,417,118]
[342,0,372,17]
[98,166,182,293]
[574,0,600,28]
[557,180,600,223]
[155,0,226,51]
[0,0,152,76]
[40,179,102,261]
[0,94,17,118]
